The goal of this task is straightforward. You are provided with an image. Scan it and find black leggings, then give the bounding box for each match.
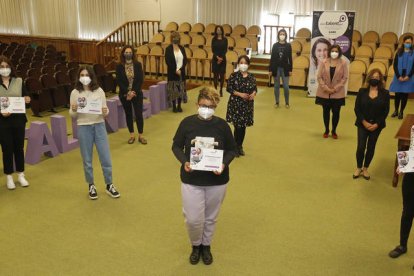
[394,93,408,113]
[120,94,144,134]
[356,126,382,168]
[0,125,26,174]
[399,173,414,247]
[213,72,225,92]
[322,104,341,134]
[234,127,246,147]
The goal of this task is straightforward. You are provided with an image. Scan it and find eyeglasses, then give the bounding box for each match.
[199,104,216,109]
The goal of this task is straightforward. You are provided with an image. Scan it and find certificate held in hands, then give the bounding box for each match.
[0,97,26,113]
[76,97,102,114]
[190,147,223,171]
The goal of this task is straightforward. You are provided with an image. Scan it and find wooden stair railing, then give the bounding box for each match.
[96,20,160,70]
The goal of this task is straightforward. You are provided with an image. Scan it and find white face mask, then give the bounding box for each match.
[279,35,286,41]
[239,64,248,72]
[198,106,215,120]
[79,76,91,86]
[0,68,11,77]
[330,52,339,59]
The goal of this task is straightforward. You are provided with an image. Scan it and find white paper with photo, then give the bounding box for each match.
[76,96,102,114]
[190,147,223,171]
[397,151,414,173]
[0,97,26,113]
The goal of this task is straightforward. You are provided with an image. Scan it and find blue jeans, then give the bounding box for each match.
[273,67,290,105]
[78,122,112,185]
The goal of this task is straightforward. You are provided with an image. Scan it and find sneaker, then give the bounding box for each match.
[88,184,98,200]
[389,245,407,258]
[17,172,29,187]
[285,104,290,109]
[6,175,15,190]
[106,184,120,198]
[201,245,213,265]
[189,245,201,265]
[275,103,279,108]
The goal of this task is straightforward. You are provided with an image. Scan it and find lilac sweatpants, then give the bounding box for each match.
[181,183,227,246]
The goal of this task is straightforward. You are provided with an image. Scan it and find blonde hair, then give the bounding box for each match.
[170,31,180,43]
[197,87,220,106]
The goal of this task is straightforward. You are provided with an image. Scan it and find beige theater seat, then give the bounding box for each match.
[289,55,309,87]
[348,60,367,92]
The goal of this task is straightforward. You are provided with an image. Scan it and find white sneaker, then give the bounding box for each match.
[17,172,29,187]
[6,175,16,190]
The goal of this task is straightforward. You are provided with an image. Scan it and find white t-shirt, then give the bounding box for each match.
[174,49,183,71]
[69,87,108,126]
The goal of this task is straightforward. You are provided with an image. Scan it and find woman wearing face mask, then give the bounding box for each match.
[315,45,348,139]
[172,87,237,265]
[0,55,30,190]
[268,29,292,108]
[353,69,389,180]
[70,66,120,200]
[226,55,257,156]
[165,31,188,113]
[116,45,147,144]
[211,25,228,97]
[389,36,414,120]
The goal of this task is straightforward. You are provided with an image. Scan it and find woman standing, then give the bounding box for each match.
[353,69,390,179]
[226,55,257,156]
[172,87,237,265]
[268,29,292,108]
[116,45,147,145]
[389,35,414,119]
[0,56,30,189]
[211,25,228,97]
[389,171,414,262]
[315,45,348,139]
[70,66,120,200]
[165,31,187,113]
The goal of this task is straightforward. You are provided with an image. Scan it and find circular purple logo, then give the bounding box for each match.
[334,35,351,53]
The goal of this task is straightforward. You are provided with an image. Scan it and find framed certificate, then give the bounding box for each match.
[397,151,414,173]
[0,97,26,114]
[76,97,102,114]
[190,147,223,172]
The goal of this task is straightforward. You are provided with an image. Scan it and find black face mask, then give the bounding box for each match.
[369,79,380,86]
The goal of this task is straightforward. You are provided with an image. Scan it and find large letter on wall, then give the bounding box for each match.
[25,121,60,165]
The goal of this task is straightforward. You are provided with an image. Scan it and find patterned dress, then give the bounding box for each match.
[226,71,257,128]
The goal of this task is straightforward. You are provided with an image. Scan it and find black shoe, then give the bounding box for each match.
[391,110,398,117]
[398,111,404,120]
[238,146,245,156]
[173,106,177,113]
[389,245,407,258]
[88,184,98,200]
[177,106,183,112]
[106,184,120,198]
[201,245,213,265]
[189,245,201,265]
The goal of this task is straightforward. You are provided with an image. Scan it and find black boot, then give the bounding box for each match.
[177,103,183,113]
[398,111,404,120]
[201,245,213,265]
[189,245,201,265]
[391,110,398,117]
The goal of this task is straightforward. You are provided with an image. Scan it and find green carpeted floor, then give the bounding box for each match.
[1,84,413,275]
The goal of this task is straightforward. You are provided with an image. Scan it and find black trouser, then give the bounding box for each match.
[356,126,382,168]
[399,173,414,247]
[0,124,26,174]
[213,72,225,92]
[394,93,408,113]
[234,127,246,147]
[322,104,341,134]
[120,94,144,134]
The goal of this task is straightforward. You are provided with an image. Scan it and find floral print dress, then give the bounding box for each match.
[226,71,257,128]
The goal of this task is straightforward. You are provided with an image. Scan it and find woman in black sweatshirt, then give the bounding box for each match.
[172,87,237,265]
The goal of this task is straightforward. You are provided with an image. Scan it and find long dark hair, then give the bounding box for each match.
[120,45,137,64]
[214,25,225,39]
[398,35,413,56]
[74,66,100,91]
[277,29,288,42]
[365,68,384,90]
[0,55,17,78]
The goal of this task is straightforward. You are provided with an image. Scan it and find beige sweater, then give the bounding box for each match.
[69,88,108,125]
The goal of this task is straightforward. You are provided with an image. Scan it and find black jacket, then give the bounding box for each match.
[165,44,187,81]
[354,88,390,129]
[268,42,293,76]
[115,62,143,98]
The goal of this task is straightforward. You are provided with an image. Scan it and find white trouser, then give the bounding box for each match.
[181,183,227,246]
